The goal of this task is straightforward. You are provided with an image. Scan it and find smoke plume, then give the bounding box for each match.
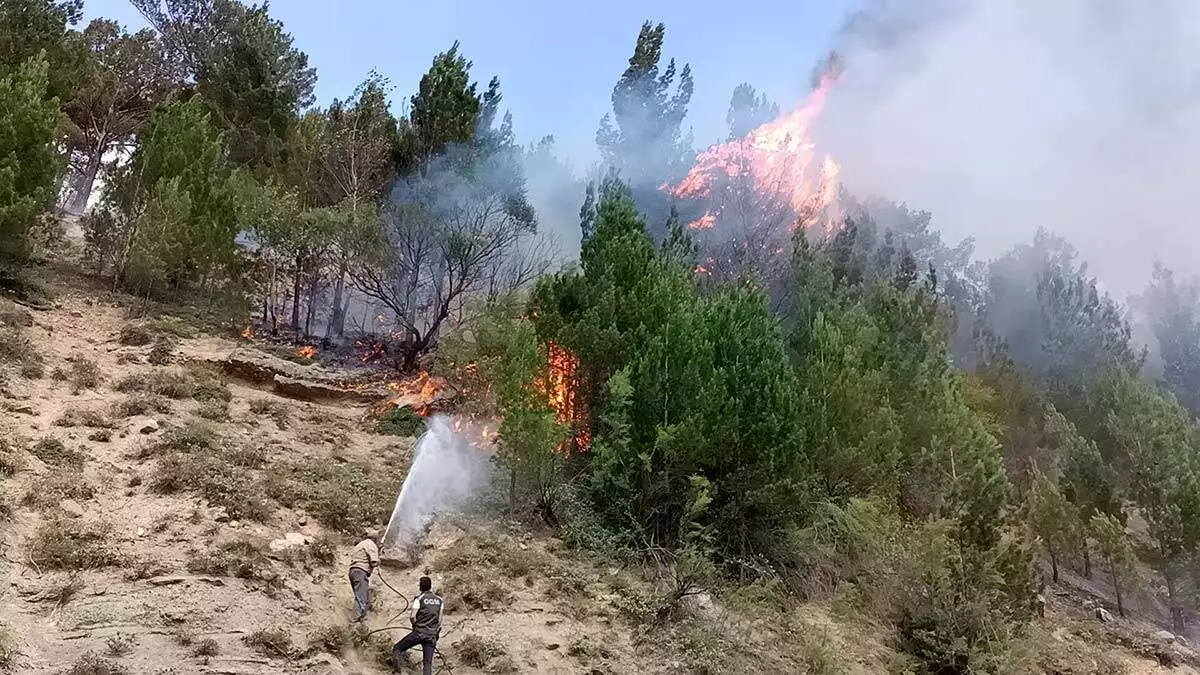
[815,0,1200,293]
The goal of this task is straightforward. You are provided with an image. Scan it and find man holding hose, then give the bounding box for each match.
[393,576,443,675]
[348,531,381,623]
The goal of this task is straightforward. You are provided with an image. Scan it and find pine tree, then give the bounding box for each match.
[0,54,62,277]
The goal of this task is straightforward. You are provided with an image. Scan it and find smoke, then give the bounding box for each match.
[382,414,492,550]
[815,0,1200,294]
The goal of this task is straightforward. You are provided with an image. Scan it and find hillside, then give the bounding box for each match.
[0,257,1191,675]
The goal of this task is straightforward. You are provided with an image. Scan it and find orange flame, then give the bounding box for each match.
[241,325,253,339]
[668,64,843,235]
[540,341,590,453]
[296,345,317,359]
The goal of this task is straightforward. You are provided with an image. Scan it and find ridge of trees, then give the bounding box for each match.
[6,3,1200,670]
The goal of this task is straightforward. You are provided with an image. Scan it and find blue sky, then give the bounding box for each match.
[84,0,854,168]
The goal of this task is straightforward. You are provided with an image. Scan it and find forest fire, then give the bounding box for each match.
[241,325,253,339]
[296,345,317,359]
[668,55,844,235]
[357,340,386,364]
[380,370,445,417]
[542,341,591,453]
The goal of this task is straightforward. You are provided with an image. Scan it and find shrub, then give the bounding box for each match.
[192,638,219,657]
[29,437,86,468]
[111,393,172,418]
[152,453,271,521]
[67,357,103,393]
[27,518,122,570]
[307,624,349,655]
[104,633,135,657]
[196,399,229,422]
[23,469,95,508]
[242,627,293,658]
[377,405,424,437]
[144,315,198,340]
[0,441,23,477]
[0,622,16,669]
[307,534,338,567]
[249,398,291,429]
[115,370,193,399]
[456,634,507,668]
[62,653,128,675]
[87,429,113,443]
[263,459,401,535]
[187,538,272,580]
[117,324,155,347]
[55,408,113,429]
[147,337,173,366]
[0,327,44,379]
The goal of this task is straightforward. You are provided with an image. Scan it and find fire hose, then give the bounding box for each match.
[366,567,455,675]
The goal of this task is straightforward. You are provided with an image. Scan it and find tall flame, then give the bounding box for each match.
[542,341,590,453]
[668,63,843,235]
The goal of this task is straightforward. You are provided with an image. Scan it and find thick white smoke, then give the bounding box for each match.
[382,414,491,551]
[816,0,1200,293]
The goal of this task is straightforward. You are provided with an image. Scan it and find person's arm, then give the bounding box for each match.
[410,593,421,626]
[367,542,380,572]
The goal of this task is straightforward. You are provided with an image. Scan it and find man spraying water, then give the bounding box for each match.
[348,530,381,623]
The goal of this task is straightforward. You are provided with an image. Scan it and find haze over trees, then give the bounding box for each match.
[4,1,1200,670]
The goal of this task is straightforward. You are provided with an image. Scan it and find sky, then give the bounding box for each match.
[83,0,854,168]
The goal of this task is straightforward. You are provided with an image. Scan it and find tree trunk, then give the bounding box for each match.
[328,268,347,339]
[1166,567,1185,633]
[69,148,104,214]
[1050,549,1060,584]
[291,253,303,332]
[1112,568,1124,617]
[1082,541,1092,578]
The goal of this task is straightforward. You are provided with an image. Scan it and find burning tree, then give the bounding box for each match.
[351,145,547,370]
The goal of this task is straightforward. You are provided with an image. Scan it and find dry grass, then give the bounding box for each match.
[195,399,230,421]
[147,337,173,365]
[0,326,44,379]
[117,324,155,347]
[28,437,86,468]
[262,457,402,535]
[62,652,129,675]
[23,469,95,508]
[55,408,113,429]
[0,439,24,477]
[149,423,272,521]
[66,356,103,393]
[115,366,229,403]
[307,624,351,655]
[241,627,293,658]
[0,621,16,670]
[186,538,273,581]
[104,633,135,657]
[249,398,291,429]
[192,638,219,657]
[457,634,509,668]
[27,518,122,570]
[111,393,172,418]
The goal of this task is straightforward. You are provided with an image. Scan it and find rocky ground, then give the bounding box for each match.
[0,261,1196,674]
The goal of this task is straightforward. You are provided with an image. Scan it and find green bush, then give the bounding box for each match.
[29,437,86,468]
[27,518,122,570]
[376,405,424,437]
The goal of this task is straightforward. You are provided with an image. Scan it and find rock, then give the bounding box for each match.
[59,499,84,518]
[136,527,147,538]
[1095,607,1115,623]
[212,508,230,523]
[132,417,159,434]
[284,532,309,546]
[545,643,560,651]
[148,576,187,587]
[228,520,240,529]
[269,538,297,553]
[1154,630,1177,643]
[6,402,34,415]
[273,374,380,403]
[297,512,308,526]
[299,653,347,675]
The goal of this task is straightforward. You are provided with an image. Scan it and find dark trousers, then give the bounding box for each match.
[349,568,371,621]
[393,631,436,675]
